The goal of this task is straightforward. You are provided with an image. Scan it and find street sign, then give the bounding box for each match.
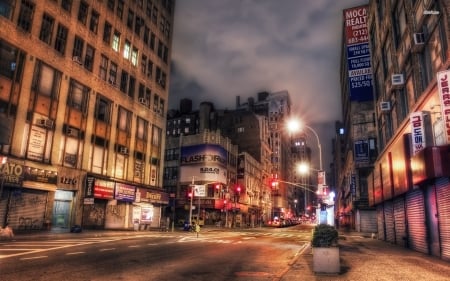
[193,185,206,197]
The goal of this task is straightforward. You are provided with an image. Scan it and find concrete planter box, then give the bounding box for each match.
[312,247,340,274]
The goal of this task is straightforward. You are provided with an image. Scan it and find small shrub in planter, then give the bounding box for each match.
[311,224,339,247]
[311,224,340,274]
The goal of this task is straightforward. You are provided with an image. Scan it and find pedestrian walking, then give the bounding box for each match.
[195,223,200,237]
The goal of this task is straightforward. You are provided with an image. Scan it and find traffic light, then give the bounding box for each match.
[270,178,279,188]
[215,183,221,190]
[236,185,241,193]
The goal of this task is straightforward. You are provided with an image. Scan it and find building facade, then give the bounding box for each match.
[0,0,174,231]
[337,0,450,261]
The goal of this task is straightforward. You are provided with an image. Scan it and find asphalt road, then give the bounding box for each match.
[0,225,314,281]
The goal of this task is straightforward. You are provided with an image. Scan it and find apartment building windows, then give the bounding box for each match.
[112,31,120,52]
[91,96,112,174]
[84,44,95,71]
[135,117,148,181]
[150,33,156,51]
[39,13,54,45]
[54,24,68,54]
[120,71,128,93]
[103,21,112,44]
[63,80,89,168]
[77,1,88,25]
[0,0,13,18]
[89,9,99,34]
[115,106,132,179]
[127,9,134,29]
[147,59,153,78]
[152,6,158,24]
[99,55,108,81]
[116,0,124,19]
[123,40,131,59]
[28,62,62,162]
[107,0,115,11]
[135,17,143,37]
[131,47,138,66]
[109,62,117,85]
[128,76,136,99]
[17,0,35,32]
[61,0,72,12]
[141,55,147,75]
[73,36,84,58]
[146,0,152,17]
[144,26,150,45]
[94,96,111,123]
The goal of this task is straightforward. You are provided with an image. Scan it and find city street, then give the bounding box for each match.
[0,225,313,281]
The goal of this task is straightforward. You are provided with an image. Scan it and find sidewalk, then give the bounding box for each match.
[280,232,450,281]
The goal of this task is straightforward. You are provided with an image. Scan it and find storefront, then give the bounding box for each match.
[0,159,57,231]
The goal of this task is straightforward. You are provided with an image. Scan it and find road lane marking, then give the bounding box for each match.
[66,252,85,255]
[99,248,116,251]
[20,256,48,260]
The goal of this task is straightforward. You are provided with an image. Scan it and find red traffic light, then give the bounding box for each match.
[215,184,221,190]
[236,185,241,193]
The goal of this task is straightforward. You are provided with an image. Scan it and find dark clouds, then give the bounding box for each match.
[169,0,369,169]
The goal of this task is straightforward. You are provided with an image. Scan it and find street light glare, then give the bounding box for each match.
[297,162,310,174]
[287,119,300,133]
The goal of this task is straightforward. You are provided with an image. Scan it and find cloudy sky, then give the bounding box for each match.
[169,0,369,170]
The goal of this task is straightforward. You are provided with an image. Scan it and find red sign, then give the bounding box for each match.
[344,6,368,45]
[94,179,114,199]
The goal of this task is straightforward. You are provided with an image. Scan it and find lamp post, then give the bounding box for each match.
[302,125,323,171]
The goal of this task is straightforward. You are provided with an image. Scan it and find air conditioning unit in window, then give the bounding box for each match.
[412,32,425,53]
[119,146,129,155]
[38,119,54,128]
[413,33,425,45]
[391,74,404,88]
[380,101,391,113]
[72,56,83,65]
[138,97,147,105]
[66,128,79,137]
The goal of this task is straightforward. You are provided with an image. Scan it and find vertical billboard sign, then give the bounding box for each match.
[344,5,373,101]
[410,111,426,155]
[179,144,228,183]
[437,70,450,143]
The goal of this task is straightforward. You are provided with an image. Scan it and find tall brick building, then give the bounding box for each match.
[0,0,175,231]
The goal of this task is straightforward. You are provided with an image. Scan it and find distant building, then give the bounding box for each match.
[0,0,175,231]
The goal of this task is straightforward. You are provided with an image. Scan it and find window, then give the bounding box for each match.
[131,47,138,66]
[68,79,89,113]
[141,55,147,74]
[61,0,72,12]
[128,76,135,98]
[157,41,163,59]
[152,6,158,24]
[237,127,245,133]
[123,40,131,59]
[117,106,131,132]
[95,96,111,123]
[54,24,68,54]
[165,20,171,38]
[135,17,142,36]
[72,36,84,58]
[103,21,112,44]
[143,26,150,45]
[84,44,95,71]
[120,71,128,93]
[146,0,152,17]
[136,117,148,140]
[109,62,117,85]
[107,0,115,11]
[99,55,108,81]
[127,9,134,29]
[89,10,99,34]
[150,33,155,50]
[17,0,35,32]
[147,59,153,78]
[159,15,165,33]
[152,125,161,146]
[112,31,120,52]
[116,0,124,19]
[77,1,88,25]
[163,46,168,63]
[0,0,13,18]
[39,13,54,45]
